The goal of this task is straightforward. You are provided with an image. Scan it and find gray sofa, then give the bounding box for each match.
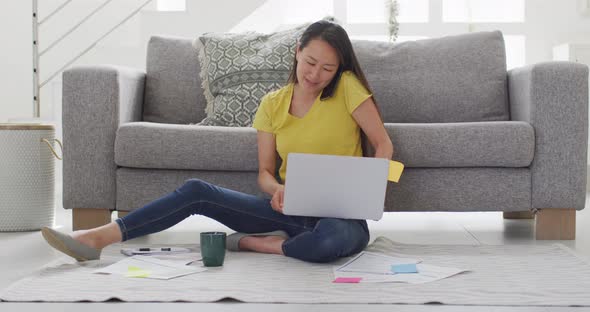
[62,30,589,239]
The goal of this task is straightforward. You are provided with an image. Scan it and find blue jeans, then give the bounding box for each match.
[115,178,370,263]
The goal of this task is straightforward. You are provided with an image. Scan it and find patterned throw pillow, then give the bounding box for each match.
[194,25,308,127]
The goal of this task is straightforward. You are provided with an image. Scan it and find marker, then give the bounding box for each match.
[139,247,172,252]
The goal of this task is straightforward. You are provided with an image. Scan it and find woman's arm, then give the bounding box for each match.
[373,140,394,159]
[352,97,394,160]
[257,130,283,196]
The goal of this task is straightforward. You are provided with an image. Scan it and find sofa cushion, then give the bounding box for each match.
[115,121,534,170]
[195,25,307,127]
[115,122,259,171]
[352,31,509,123]
[387,121,534,167]
[143,36,208,124]
[142,31,508,125]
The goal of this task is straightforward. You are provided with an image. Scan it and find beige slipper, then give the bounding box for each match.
[41,227,101,261]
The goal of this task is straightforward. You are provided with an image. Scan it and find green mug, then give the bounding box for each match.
[200,231,226,267]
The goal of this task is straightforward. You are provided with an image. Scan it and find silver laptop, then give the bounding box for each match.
[282,153,389,221]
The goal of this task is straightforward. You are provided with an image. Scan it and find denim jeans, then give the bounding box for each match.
[115,178,370,263]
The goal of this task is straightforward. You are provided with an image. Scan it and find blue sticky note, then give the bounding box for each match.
[391,263,418,274]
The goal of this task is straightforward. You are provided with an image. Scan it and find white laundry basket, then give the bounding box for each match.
[0,123,62,231]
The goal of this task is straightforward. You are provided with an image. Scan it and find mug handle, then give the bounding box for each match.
[41,138,63,160]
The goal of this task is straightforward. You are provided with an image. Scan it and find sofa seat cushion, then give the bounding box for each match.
[115,121,534,170]
[385,121,534,168]
[115,122,259,171]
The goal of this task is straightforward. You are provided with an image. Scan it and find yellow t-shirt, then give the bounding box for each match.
[252,70,372,183]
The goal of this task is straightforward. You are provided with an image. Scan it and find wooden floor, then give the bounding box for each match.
[1,187,590,311]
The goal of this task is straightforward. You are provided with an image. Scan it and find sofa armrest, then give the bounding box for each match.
[508,61,588,210]
[62,65,146,210]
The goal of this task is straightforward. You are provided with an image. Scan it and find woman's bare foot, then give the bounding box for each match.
[70,222,123,249]
[238,235,286,255]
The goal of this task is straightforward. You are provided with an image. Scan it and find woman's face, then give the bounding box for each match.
[295,38,340,95]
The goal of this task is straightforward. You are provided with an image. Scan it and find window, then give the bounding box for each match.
[231,0,527,69]
[504,35,525,70]
[282,0,334,24]
[346,0,388,23]
[396,0,429,23]
[442,0,524,22]
[346,0,428,23]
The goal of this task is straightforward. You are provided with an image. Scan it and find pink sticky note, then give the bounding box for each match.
[333,277,362,283]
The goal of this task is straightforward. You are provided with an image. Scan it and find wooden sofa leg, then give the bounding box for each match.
[535,208,576,240]
[117,211,129,219]
[503,211,534,219]
[72,208,112,231]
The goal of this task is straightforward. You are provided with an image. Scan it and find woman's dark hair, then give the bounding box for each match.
[288,20,375,103]
[287,19,383,156]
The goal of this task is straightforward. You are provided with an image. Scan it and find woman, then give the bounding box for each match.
[42,20,394,263]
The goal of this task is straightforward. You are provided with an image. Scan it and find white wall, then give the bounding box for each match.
[522,0,590,64]
[0,0,271,123]
[1,0,589,123]
[0,1,34,120]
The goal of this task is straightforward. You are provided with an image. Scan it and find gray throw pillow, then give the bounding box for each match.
[194,25,308,127]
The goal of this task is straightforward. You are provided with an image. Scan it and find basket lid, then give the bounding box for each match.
[0,123,55,130]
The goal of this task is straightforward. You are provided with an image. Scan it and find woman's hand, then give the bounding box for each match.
[271,185,285,213]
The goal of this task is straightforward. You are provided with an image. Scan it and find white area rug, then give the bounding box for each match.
[2,237,590,305]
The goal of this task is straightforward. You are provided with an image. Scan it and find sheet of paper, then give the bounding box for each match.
[333,277,362,283]
[335,251,422,275]
[93,256,207,280]
[148,252,202,265]
[333,263,469,284]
